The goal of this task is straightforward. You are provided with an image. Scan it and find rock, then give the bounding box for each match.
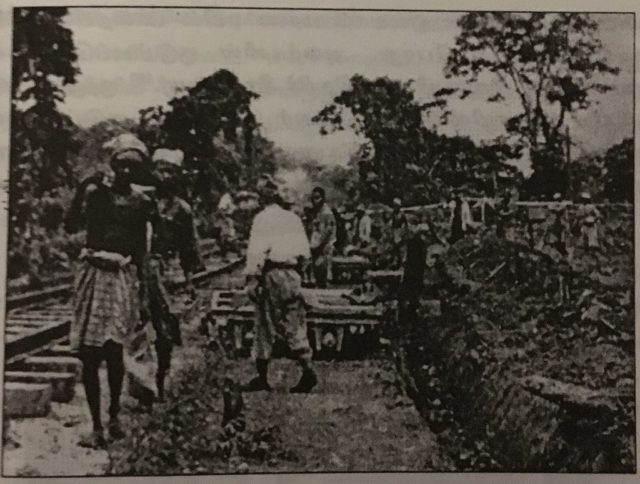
[17,356,81,378]
[4,382,52,417]
[5,371,75,403]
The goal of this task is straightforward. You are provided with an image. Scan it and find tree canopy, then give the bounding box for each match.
[602,138,633,203]
[555,137,633,203]
[313,75,437,203]
[445,13,619,198]
[10,7,81,231]
[136,69,275,212]
[313,74,520,204]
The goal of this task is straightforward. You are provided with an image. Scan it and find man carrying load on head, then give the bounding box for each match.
[146,148,205,400]
[65,133,157,448]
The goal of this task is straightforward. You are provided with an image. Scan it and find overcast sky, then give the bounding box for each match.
[61,8,634,172]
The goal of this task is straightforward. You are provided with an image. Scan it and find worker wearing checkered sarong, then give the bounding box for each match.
[65,133,156,449]
[146,148,205,400]
[71,251,139,350]
[252,265,311,362]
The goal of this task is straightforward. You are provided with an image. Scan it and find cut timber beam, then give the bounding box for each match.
[37,344,74,358]
[13,356,81,378]
[6,371,76,403]
[4,382,52,418]
[5,321,71,363]
[208,305,381,321]
[220,316,380,327]
[519,375,632,416]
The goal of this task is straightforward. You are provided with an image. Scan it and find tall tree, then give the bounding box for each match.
[313,74,518,204]
[602,138,633,203]
[137,105,168,154]
[445,13,619,198]
[155,69,260,209]
[313,75,431,203]
[11,7,80,231]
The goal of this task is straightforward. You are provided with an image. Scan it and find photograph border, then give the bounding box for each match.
[0,2,637,482]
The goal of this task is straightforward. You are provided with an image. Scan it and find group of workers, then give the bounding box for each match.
[448,188,602,256]
[64,131,604,449]
[65,134,206,448]
[65,134,209,448]
[300,196,409,278]
[64,132,366,450]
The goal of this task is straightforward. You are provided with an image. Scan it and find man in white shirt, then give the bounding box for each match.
[309,187,336,288]
[449,190,475,244]
[354,203,373,249]
[243,176,317,393]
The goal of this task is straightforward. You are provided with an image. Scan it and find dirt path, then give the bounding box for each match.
[229,358,446,472]
[3,266,448,475]
[3,378,110,477]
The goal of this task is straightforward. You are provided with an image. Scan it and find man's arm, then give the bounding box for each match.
[317,209,337,251]
[292,214,312,259]
[244,212,267,277]
[65,175,104,233]
[177,203,206,280]
[291,214,312,276]
[137,198,158,325]
[244,214,269,301]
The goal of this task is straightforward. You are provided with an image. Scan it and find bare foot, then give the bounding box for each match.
[78,430,106,449]
[108,420,125,441]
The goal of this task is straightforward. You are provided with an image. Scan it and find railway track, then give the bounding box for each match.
[5,238,221,311]
[3,246,383,419]
[3,249,244,418]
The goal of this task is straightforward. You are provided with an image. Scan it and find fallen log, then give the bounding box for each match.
[518,375,632,416]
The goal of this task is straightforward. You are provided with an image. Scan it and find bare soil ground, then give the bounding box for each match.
[3,377,109,477]
[4,268,447,475]
[223,358,445,472]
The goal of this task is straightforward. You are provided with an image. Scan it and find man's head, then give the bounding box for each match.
[311,186,325,209]
[407,213,423,236]
[257,175,279,205]
[356,203,366,215]
[391,198,402,214]
[152,149,184,193]
[278,188,296,210]
[103,134,149,186]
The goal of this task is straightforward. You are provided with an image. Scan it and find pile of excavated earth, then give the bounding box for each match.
[399,209,634,472]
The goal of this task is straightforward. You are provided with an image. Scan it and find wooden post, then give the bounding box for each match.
[492,170,498,197]
[565,125,571,198]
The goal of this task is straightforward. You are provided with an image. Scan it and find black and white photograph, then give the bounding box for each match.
[0,3,636,478]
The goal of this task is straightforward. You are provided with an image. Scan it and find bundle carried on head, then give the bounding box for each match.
[102,133,149,162]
